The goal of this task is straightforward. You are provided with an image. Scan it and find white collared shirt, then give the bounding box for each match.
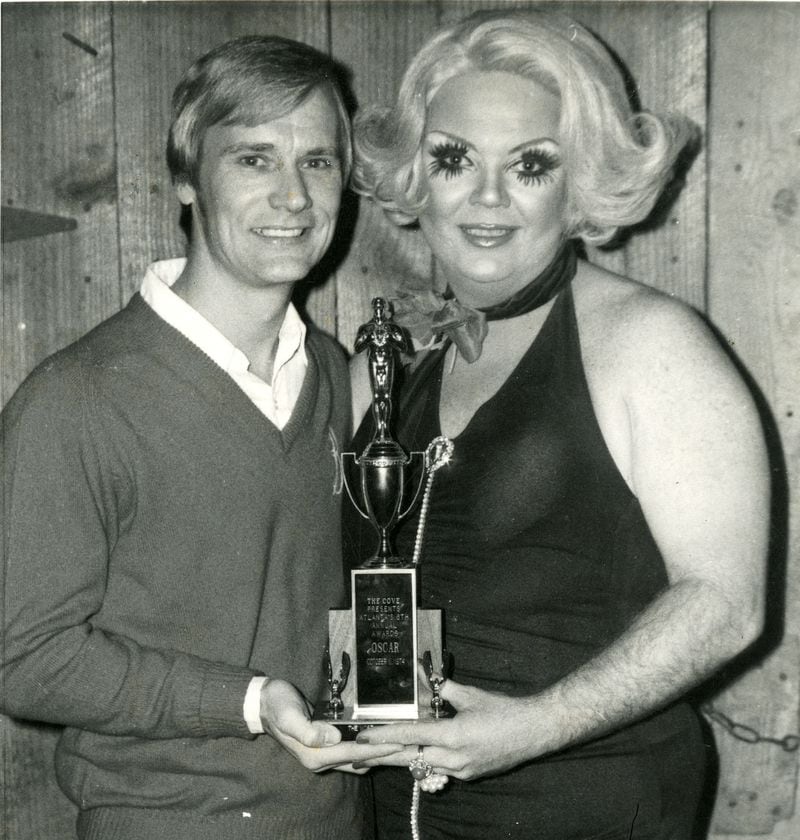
[140,258,307,431]
[141,258,305,732]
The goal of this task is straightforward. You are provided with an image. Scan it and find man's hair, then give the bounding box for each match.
[167,35,352,188]
[353,9,695,245]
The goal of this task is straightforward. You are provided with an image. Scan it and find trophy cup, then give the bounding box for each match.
[315,298,454,734]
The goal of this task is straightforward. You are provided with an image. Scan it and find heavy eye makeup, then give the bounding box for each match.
[507,147,561,185]
[427,141,471,180]
[426,138,561,186]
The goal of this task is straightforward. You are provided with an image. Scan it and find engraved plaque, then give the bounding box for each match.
[353,568,417,716]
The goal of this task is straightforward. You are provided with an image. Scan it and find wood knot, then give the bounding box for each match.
[772,187,797,223]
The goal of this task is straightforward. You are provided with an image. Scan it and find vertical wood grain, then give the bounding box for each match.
[112,1,230,296]
[2,4,799,839]
[330,0,440,349]
[1,1,120,404]
[707,4,800,837]
[709,638,800,836]
[1,5,117,835]
[435,1,707,307]
[330,0,708,356]
[111,1,331,301]
[566,1,708,307]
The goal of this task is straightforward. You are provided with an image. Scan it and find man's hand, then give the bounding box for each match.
[259,678,401,773]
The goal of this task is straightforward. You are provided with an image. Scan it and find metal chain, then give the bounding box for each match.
[702,704,800,752]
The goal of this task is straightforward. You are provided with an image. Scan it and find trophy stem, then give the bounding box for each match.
[364,528,408,568]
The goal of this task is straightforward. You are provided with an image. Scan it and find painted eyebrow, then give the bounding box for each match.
[508,138,560,154]
[424,130,559,153]
[424,130,472,149]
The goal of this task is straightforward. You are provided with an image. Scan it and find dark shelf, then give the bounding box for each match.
[2,206,77,242]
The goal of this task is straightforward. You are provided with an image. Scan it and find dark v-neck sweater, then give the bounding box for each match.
[1,294,359,839]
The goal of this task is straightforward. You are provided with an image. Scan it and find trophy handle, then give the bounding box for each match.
[341,452,370,520]
[423,649,455,719]
[398,451,427,520]
[323,649,352,720]
[398,437,454,522]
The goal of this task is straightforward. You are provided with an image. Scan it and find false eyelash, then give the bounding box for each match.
[428,141,470,180]
[430,141,468,157]
[512,148,561,185]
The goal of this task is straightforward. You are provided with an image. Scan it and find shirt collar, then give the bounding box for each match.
[140,258,307,380]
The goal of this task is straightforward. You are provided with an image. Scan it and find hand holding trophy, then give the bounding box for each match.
[315,298,454,735]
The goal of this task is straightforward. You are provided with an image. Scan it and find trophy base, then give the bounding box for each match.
[313,700,454,740]
[313,607,453,739]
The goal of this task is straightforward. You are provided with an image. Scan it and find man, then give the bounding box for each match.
[1,35,391,840]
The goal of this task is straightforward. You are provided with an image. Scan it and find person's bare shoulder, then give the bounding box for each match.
[573,260,734,396]
[571,260,761,491]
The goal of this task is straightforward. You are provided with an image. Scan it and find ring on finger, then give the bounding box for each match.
[409,745,433,780]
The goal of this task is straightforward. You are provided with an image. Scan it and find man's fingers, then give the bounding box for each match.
[356,721,449,747]
[355,723,417,745]
[330,763,370,775]
[296,720,342,748]
[297,740,405,772]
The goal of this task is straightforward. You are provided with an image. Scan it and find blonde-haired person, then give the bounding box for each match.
[354,9,689,246]
[346,10,768,839]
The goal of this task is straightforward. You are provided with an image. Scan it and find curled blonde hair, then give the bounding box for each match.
[353,9,695,246]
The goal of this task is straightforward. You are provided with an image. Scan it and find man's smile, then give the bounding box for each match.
[251,226,309,239]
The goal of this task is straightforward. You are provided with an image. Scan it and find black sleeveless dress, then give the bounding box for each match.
[343,284,706,839]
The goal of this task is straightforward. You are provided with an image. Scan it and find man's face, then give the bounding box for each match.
[178,87,344,290]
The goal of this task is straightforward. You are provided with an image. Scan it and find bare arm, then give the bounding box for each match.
[535,294,769,744]
[355,294,769,779]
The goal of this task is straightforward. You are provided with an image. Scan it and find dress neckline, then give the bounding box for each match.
[418,282,573,444]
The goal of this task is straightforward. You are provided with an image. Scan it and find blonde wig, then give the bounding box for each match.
[354,10,695,246]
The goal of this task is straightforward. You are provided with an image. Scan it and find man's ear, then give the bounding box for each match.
[175,179,197,207]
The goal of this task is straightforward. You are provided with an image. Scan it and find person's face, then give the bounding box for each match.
[177,86,344,290]
[418,71,567,308]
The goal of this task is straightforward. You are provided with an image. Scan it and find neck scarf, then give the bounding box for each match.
[391,240,577,363]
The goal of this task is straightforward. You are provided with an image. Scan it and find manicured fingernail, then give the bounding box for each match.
[356,734,371,745]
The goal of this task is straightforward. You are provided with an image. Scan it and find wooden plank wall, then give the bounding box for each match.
[707,4,800,839]
[1,3,798,838]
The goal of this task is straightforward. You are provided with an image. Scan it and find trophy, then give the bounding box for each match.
[315,298,454,734]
